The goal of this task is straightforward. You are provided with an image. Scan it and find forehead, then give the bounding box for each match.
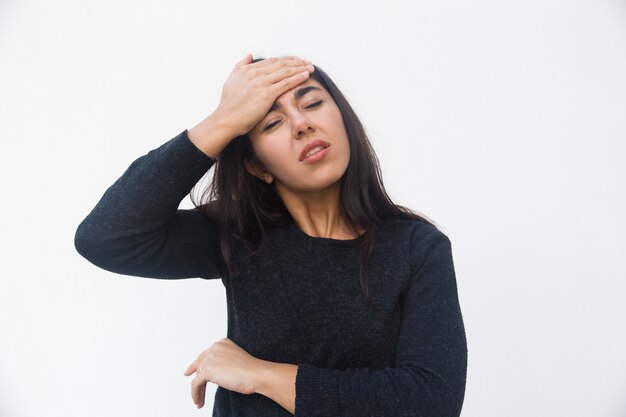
[270,79,326,109]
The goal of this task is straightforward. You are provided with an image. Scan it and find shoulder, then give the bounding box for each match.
[381,217,449,245]
[382,217,451,274]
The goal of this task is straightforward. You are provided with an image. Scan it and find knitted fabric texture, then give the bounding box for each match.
[74,129,468,417]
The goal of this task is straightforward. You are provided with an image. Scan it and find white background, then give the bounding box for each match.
[1,1,625,416]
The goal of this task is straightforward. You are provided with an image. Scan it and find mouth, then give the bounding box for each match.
[299,140,331,161]
[301,145,330,164]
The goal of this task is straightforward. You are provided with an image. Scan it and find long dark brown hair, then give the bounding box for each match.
[190,56,438,308]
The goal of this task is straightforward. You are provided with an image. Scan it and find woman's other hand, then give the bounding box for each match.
[183,337,267,408]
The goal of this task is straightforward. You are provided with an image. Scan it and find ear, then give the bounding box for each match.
[244,157,274,184]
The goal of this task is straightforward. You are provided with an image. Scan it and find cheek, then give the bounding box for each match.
[332,116,350,149]
[326,108,347,138]
[255,143,293,174]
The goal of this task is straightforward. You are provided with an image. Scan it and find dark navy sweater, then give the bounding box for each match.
[74,129,468,417]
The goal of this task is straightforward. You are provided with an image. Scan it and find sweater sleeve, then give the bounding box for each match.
[293,232,467,417]
[74,129,226,280]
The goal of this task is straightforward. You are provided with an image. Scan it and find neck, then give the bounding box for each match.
[275,181,361,239]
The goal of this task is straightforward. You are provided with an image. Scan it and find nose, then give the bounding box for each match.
[291,111,316,139]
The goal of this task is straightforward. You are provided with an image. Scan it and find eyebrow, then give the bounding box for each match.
[267,85,323,113]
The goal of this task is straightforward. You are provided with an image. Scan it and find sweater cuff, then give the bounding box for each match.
[151,129,217,196]
[294,363,342,417]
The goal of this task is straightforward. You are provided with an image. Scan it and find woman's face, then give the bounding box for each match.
[245,78,351,193]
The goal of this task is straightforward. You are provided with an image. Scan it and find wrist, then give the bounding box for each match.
[254,359,275,396]
[207,109,245,138]
[187,113,239,159]
[253,359,298,414]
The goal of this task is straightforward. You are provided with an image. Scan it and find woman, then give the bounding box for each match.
[74,53,468,417]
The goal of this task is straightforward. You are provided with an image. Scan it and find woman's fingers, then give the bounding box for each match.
[268,68,312,95]
[183,363,195,376]
[247,55,310,76]
[247,55,314,95]
[248,55,297,70]
[199,379,206,407]
[184,356,206,408]
[234,52,253,69]
[183,355,202,376]
[262,62,314,86]
[192,374,208,408]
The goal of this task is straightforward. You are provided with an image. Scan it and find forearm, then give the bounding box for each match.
[255,360,298,415]
[187,111,241,159]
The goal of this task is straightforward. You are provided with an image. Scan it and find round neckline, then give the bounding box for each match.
[286,221,367,247]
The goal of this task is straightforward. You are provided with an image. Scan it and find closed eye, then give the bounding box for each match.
[263,100,324,131]
[306,100,323,109]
